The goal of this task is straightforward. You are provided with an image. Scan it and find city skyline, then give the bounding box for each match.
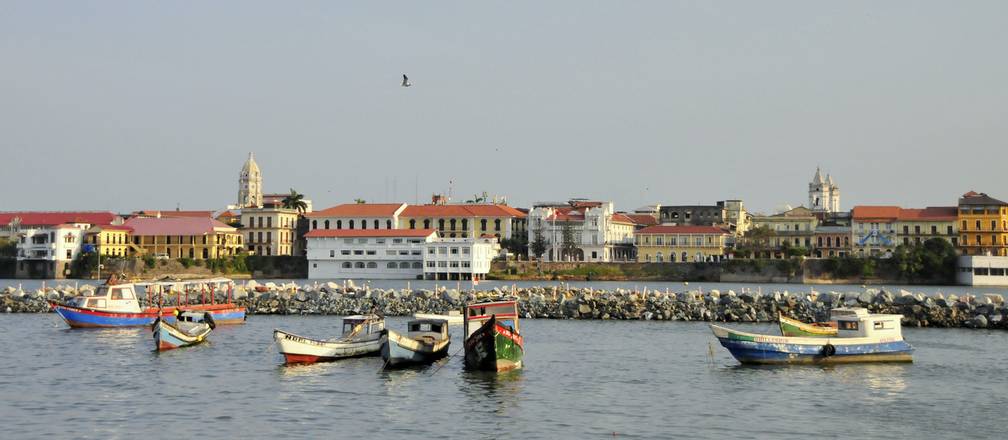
[2,1,1006,213]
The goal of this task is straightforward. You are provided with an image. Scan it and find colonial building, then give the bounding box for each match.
[242,206,303,256]
[306,229,434,279]
[527,201,635,262]
[635,225,729,263]
[658,203,726,227]
[15,223,91,279]
[124,217,244,259]
[808,167,840,214]
[422,236,499,280]
[813,225,851,258]
[1,212,118,242]
[238,152,263,208]
[851,206,899,257]
[957,191,1008,256]
[896,207,958,247]
[307,203,407,231]
[84,225,134,258]
[399,203,527,240]
[751,206,819,257]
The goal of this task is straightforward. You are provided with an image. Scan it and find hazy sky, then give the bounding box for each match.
[2,1,1006,215]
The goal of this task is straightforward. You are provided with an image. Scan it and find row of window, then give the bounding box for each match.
[310,218,506,232]
[425,261,472,268]
[246,215,296,229]
[337,261,423,270]
[961,220,1008,232]
[247,231,294,245]
[963,235,1007,246]
[637,235,718,246]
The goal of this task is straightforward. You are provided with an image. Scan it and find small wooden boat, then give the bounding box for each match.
[153,310,214,351]
[413,310,463,325]
[778,312,837,337]
[274,315,385,364]
[711,308,913,365]
[463,300,524,372]
[382,319,450,368]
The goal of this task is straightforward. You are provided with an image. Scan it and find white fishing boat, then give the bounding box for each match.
[412,310,463,326]
[153,310,215,351]
[382,319,450,368]
[274,315,386,364]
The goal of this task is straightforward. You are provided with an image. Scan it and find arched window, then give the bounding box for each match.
[367,262,377,269]
[438,219,445,230]
[494,219,501,231]
[670,252,676,262]
[656,252,663,263]
[682,252,688,262]
[374,220,379,229]
[342,262,352,268]
[324,220,330,230]
[461,219,468,231]
[349,220,355,229]
[450,233,456,238]
[412,262,422,269]
[450,219,457,230]
[409,219,416,229]
[355,262,365,268]
[399,262,410,269]
[387,262,397,269]
[481,219,487,231]
[386,220,392,229]
[336,220,343,229]
[361,220,366,229]
[424,219,431,229]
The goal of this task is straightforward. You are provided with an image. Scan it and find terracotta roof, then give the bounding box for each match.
[0,212,118,227]
[851,206,901,220]
[897,207,957,221]
[401,204,526,218]
[636,225,728,234]
[307,203,405,218]
[304,228,437,238]
[124,217,237,236]
[610,213,637,225]
[959,192,1007,206]
[93,225,133,231]
[131,210,214,219]
[623,214,658,226]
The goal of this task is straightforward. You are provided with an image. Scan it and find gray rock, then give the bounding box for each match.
[858,291,874,304]
[967,315,988,329]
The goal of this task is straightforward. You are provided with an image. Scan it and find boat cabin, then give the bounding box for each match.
[463,301,519,339]
[342,315,385,336]
[69,284,142,313]
[829,307,904,339]
[406,319,449,342]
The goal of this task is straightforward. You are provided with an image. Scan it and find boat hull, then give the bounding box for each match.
[711,324,913,365]
[464,317,523,372]
[274,329,383,364]
[153,319,211,351]
[381,330,449,368]
[50,302,245,328]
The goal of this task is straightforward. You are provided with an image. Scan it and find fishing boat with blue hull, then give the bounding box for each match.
[49,276,245,328]
[711,308,913,365]
[381,319,450,368]
[153,310,215,351]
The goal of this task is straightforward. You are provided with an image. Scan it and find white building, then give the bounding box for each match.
[306,229,435,279]
[15,223,90,279]
[809,167,840,214]
[527,201,635,262]
[957,255,1008,286]
[423,236,499,280]
[306,203,407,232]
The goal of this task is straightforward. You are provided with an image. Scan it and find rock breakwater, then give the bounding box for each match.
[4,282,1006,330]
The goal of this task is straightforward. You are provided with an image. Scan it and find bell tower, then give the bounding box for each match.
[238,152,263,208]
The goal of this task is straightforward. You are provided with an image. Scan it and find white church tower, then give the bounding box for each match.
[238,152,263,208]
[808,167,840,213]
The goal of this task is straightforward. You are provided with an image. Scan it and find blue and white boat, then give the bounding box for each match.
[153,310,215,351]
[381,319,450,368]
[710,308,914,365]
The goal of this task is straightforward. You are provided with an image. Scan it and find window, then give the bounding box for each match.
[267,217,272,228]
[450,261,459,268]
[399,250,409,255]
[354,250,364,255]
[412,262,422,269]
[342,262,352,268]
[349,220,355,229]
[341,250,350,255]
[399,262,410,269]
[438,219,445,230]
[976,220,982,230]
[993,220,998,231]
[461,219,468,231]
[324,220,330,229]
[977,235,982,245]
[450,219,457,230]
[903,225,909,234]
[424,219,431,229]
[439,247,447,254]
[344,238,354,244]
[437,261,447,267]
[358,238,367,243]
[411,250,420,255]
[355,262,366,268]
[962,220,968,230]
[266,232,272,243]
[361,220,366,229]
[409,219,416,229]
[387,262,397,269]
[374,220,380,229]
[494,219,501,231]
[366,250,376,255]
[386,220,392,229]
[330,250,335,257]
[428,248,435,254]
[462,261,471,268]
[462,247,470,254]
[450,247,459,254]
[376,238,386,244]
[481,219,487,230]
[312,220,317,230]
[393,238,403,244]
[426,261,435,267]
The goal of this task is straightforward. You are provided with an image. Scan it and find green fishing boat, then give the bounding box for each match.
[463,300,524,372]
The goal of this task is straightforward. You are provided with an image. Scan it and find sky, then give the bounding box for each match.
[2,1,1006,215]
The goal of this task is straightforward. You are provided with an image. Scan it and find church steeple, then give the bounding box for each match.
[809,167,840,214]
[239,152,263,208]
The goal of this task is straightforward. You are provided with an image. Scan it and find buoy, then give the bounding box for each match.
[821,343,836,357]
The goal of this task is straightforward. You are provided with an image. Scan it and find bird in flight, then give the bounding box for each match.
[401,74,411,87]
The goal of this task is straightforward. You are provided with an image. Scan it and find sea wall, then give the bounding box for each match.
[4,281,1006,330]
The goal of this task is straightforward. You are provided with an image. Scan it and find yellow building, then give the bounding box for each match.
[895,207,958,247]
[958,191,1008,256]
[751,206,818,258]
[84,225,134,257]
[635,225,729,263]
[241,206,302,256]
[400,204,527,240]
[124,217,244,259]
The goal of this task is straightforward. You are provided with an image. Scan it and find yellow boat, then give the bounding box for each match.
[778,312,838,337]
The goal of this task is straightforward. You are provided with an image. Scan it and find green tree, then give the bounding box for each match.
[560,222,579,260]
[281,188,308,214]
[354,198,366,204]
[737,225,775,258]
[530,228,548,260]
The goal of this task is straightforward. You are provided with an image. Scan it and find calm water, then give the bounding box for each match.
[0,315,1005,439]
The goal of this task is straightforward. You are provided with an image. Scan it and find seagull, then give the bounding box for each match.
[401,74,411,87]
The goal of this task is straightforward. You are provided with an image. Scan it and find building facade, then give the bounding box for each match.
[808,167,840,214]
[422,236,499,280]
[813,225,851,258]
[527,201,635,262]
[751,206,819,257]
[241,206,302,256]
[84,225,134,258]
[305,229,435,279]
[15,223,91,279]
[896,207,958,247]
[851,206,899,257]
[957,192,1008,256]
[238,152,263,208]
[399,204,527,240]
[307,203,407,232]
[635,225,729,263]
[957,255,1008,286]
[124,217,244,259]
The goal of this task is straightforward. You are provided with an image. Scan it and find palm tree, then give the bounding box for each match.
[354,198,366,204]
[281,189,308,214]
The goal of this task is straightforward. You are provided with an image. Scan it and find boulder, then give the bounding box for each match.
[966,315,988,329]
[984,294,1004,305]
[858,291,874,304]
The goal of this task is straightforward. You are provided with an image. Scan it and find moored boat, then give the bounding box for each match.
[274,315,385,364]
[463,300,524,372]
[49,276,245,328]
[413,310,463,326]
[778,312,838,337]
[711,307,913,365]
[153,310,215,351]
[381,319,450,368]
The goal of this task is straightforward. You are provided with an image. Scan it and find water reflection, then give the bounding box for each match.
[835,364,908,398]
[89,328,145,349]
[460,369,524,416]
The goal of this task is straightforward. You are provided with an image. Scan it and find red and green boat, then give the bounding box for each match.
[463,300,524,372]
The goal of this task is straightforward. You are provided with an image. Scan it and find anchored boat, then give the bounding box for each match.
[711,308,913,365]
[778,312,838,337]
[49,276,245,328]
[382,319,450,368]
[274,315,386,364]
[153,310,215,351]
[463,300,524,372]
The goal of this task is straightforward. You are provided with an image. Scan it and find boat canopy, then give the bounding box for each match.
[830,307,904,339]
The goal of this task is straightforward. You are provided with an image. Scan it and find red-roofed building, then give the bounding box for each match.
[634,225,730,262]
[130,210,214,219]
[1,211,120,240]
[851,205,900,256]
[399,204,527,240]
[123,217,243,259]
[957,191,1008,256]
[5,211,122,279]
[896,207,958,248]
[306,203,407,231]
[528,200,635,262]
